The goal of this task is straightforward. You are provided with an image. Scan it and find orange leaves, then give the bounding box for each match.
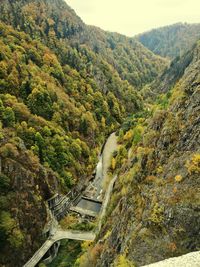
[168,242,177,252]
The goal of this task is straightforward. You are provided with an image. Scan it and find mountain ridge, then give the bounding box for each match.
[136,22,200,59]
[0,0,167,88]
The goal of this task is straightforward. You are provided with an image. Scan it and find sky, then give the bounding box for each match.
[66,0,200,36]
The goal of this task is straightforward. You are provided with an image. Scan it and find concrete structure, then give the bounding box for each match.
[42,241,60,265]
[98,175,118,232]
[47,194,71,220]
[23,168,117,267]
[70,206,98,217]
[23,133,118,267]
[82,196,102,204]
[23,230,95,267]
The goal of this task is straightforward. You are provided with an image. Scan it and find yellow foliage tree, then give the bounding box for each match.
[111,157,116,170]
[175,175,183,182]
[123,130,133,141]
[114,255,135,267]
[101,116,106,128]
[186,154,200,174]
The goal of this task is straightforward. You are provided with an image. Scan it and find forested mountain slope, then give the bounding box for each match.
[142,42,199,99]
[0,0,167,88]
[0,0,169,266]
[136,23,200,59]
[0,19,137,267]
[84,41,200,267]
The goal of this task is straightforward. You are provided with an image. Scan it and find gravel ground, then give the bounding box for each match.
[142,251,200,267]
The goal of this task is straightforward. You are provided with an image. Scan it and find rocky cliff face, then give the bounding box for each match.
[149,43,197,95]
[0,135,59,267]
[94,42,200,267]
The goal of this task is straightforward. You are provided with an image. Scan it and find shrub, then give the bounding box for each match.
[132,125,144,146]
[0,211,24,249]
[111,157,116,170]
[114,255,135,267]
[175,175,183,182]
[2,107,15,127]
[186,154,200,174]
[149,203,164,225]
[0,143,19,158]
[0,174,10,192]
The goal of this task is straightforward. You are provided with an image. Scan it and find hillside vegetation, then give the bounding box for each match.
[0,0,168,266]
[0,0,167,88]
[136,23,200,59]
[0,1,199,267]
[82,41,200,267]
[141,41,200,100]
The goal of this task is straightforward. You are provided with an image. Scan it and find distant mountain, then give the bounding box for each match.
[141,41,198,99]
[136,23,200,59]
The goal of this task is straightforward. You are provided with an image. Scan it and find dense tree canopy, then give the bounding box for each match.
[0,0,170,266]
[136,22,200,59]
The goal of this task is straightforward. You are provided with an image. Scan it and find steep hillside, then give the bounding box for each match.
[81,42,200,267]
[1,1,199,267]
[136,23,200,59]
[80,26,167,87]
[141,42,199,99]
[0,0,170,266]
[0,0,167,88]
[0,19,142,267]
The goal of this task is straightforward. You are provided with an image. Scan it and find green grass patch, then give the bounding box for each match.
[46,240,82,267]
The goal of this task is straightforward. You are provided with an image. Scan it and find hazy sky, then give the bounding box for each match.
[66,0,200,36]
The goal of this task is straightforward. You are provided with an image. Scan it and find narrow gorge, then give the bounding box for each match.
[0,1,199,267]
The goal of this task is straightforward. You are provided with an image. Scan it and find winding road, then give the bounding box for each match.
[23,230,95,267]
[91,132,118,199]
